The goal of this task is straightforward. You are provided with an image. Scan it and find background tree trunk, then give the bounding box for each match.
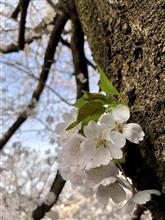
[75,0,165,219]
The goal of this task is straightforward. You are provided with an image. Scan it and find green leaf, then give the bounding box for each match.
[78,102,103,122]
[82,105,106,126]
[82,91,115,104]
[99,67,119,96]
[66,121,79,131]
[67,102,106,130]
[74,96,89,108]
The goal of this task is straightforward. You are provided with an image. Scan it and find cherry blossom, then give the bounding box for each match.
[55,108,80,145]
[85,161,119,186]
[96,177,127,204]
[59,134,85,185]
[80,121,125,170]
[123,189,161,214]
[99,104,145,144]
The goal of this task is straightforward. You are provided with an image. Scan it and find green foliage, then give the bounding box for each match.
[99,67,119,96]
[66,67,121,131]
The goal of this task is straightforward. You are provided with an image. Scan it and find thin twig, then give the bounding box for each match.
[0,12,68,150]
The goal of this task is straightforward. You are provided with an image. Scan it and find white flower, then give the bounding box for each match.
[59,134,85,185]
[55,108,80,145]
[100,104,145,144]
[123,189,161,214]
[85,161,119,186]
[96,177,126,204]
[60,134,84,165]
[132,190,161,204]
[80,121,125,170]
[55,108,79,135]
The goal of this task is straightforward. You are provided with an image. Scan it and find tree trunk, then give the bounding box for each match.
[75,0,165,219]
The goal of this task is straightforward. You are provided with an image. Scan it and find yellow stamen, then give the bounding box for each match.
[95,139,106,148]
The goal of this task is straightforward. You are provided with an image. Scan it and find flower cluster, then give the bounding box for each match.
[56,104,160,213]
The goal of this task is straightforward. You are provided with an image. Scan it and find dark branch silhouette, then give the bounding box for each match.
[18,0,31,50]
[31,3,90,219]
[32,171,65,220]
[0,12,68,150]
[60,37,96,70]
[0,18,54,54]
[11,0,21,19]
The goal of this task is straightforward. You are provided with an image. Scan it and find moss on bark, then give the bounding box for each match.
[75,0,165,218]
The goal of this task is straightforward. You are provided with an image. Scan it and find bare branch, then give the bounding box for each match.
[31,5,91,219]
[32,171,65,220]
[18,0,31,50]
[46,0,57,11]
[0,12,68,150]
[60,37,96,70]
[10,0,31,49]
[11,0,21,19]
[2,60,73,105]
[0,18,53,54]
[132,205,146,220]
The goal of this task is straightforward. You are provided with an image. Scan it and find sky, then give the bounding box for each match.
[0,0,99,152]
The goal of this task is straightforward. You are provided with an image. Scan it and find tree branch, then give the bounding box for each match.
[18,0,31,50]
[32,171,65,220]
[0,18,53,54]
[0,12,68,150]
[132,205,146,220]
[31,3,90,219]
[11,0,21,19]
[60,37,96,70]
[46,0,57,11]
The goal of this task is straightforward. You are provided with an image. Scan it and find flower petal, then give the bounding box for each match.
[123,123,145,144]
[85,161,119,185]
[109,131,126,148]
[107,143,123,159]
[111,104,130,123]
[84,121,105,139]
[96,185,111,204]
[109,183,126,203]
[132,190,160,205]
[55,122,66,135]
[80,139,111,169]
[99,113,116,130]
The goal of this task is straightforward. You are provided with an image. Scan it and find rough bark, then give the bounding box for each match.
[75,0,165,219]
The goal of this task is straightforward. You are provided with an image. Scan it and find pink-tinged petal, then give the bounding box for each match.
[55,122,66,135]
[99,113,116,130]
[132,190,160,205]
[123,123,145,144]
[111,104,130,123]
[107,143,123,159]
[109,131,126,148]
[109,183,126,203]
